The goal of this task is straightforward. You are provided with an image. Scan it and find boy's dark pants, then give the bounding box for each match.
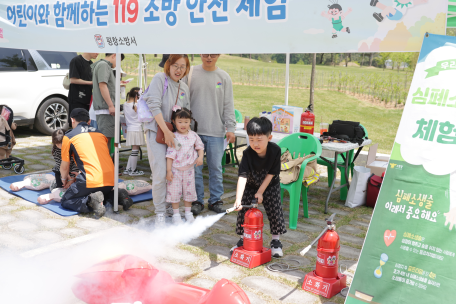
[236,183,287,236]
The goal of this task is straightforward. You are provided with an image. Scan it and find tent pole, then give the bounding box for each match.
[114,52,121,213]
[285,53,290,106]
[143,54,148,87]
[138,54,143,89]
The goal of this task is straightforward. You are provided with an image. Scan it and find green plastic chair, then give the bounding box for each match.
[317,125,368,200]
[222,109,243,172]
[234,109,243,124]
[277,133,322,230]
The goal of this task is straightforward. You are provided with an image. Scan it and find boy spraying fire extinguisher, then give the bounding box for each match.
[230,117,287,258]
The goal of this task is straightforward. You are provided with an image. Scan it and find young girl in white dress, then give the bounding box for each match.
[123,87,146,176]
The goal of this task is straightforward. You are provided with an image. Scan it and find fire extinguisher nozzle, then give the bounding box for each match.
[225,207,236,214]
[300,245,311,257]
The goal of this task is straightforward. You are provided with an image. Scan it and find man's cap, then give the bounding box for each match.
[159,54,170,68]
[70,108,90,120]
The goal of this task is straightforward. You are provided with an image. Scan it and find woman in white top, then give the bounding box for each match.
[123,87,146,176]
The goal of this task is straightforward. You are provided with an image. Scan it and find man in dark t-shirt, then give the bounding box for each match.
[68,53,99,124]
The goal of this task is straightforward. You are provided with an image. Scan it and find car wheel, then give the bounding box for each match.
[35,97,69,135]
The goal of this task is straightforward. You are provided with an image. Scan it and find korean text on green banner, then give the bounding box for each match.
[346,33,456,304]
[0,0,448,53]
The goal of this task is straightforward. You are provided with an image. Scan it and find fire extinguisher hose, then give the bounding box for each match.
[266,258,305,273]
[300,213,337,256]
[299,226,328,257]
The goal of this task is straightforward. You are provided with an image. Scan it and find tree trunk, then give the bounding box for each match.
[349,53,352,62]
[154,54,157,57]
[345,54,349,67]
[361,53,365,67]
[331,53,334,66]
[320,53,324,65]
[369,53,374,66]
[249,54,252,59]
[310,53,317,111]
[191,54,194,62]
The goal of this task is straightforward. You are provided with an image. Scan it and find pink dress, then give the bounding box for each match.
[165,130,204,203]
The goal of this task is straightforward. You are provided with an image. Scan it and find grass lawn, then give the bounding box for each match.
[215,54,411,77]
[119,54,405,154]
[232,85,403,154]
[122,54,411,77]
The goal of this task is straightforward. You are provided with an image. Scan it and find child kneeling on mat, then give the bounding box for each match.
[166,107,204,225]
[51,129,79,190]
[230,117,287,258]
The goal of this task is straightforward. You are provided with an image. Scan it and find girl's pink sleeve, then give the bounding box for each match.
[166,147,177,159]
[194,134,204,151]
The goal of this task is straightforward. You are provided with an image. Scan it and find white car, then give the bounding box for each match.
[0,48,76,135]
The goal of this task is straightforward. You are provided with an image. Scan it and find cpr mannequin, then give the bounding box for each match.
[37,188,66,205]
[9,174,66,205]
[118,180,152,196]
[10,174,54,191]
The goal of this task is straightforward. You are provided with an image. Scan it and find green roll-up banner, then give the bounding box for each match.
[346,33,456,304]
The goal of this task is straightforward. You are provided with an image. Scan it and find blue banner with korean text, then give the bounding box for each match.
[0,0,448,53]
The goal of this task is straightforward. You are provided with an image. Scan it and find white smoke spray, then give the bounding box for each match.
[0,211,227,304]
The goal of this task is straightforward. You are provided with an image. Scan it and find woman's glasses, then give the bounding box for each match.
[202,54,220,58]
[171,64,187,71]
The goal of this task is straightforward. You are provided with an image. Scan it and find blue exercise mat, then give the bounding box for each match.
[0,174,153,217]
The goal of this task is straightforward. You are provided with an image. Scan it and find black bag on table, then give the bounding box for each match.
[323,120,367,145]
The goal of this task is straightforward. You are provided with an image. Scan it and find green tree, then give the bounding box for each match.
[377,53,392,71]
[271,54,286,63]
[406,53,419,71]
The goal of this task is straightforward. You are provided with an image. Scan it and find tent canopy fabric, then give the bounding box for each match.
[0,1,447,53]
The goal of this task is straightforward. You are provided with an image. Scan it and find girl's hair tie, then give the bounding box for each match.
[172,105,182,112]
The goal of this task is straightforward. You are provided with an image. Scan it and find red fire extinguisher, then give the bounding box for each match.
[242,207,264,252]
[316,223,340,279]
[300,214,347,298]
[227,200,272,269]
[300,105,315,135]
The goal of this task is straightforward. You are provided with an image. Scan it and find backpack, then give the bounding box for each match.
[366,173,384,208]
[324,120,366,145]
[63,73,70,90]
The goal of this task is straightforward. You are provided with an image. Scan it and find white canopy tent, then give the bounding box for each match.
[0,0,447,212]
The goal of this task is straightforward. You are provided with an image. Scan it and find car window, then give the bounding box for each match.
[22,50,38,72]
[0,48,26,72]
[36,51,76,69]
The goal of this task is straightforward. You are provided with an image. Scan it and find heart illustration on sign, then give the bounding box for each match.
[384,230,397,247]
